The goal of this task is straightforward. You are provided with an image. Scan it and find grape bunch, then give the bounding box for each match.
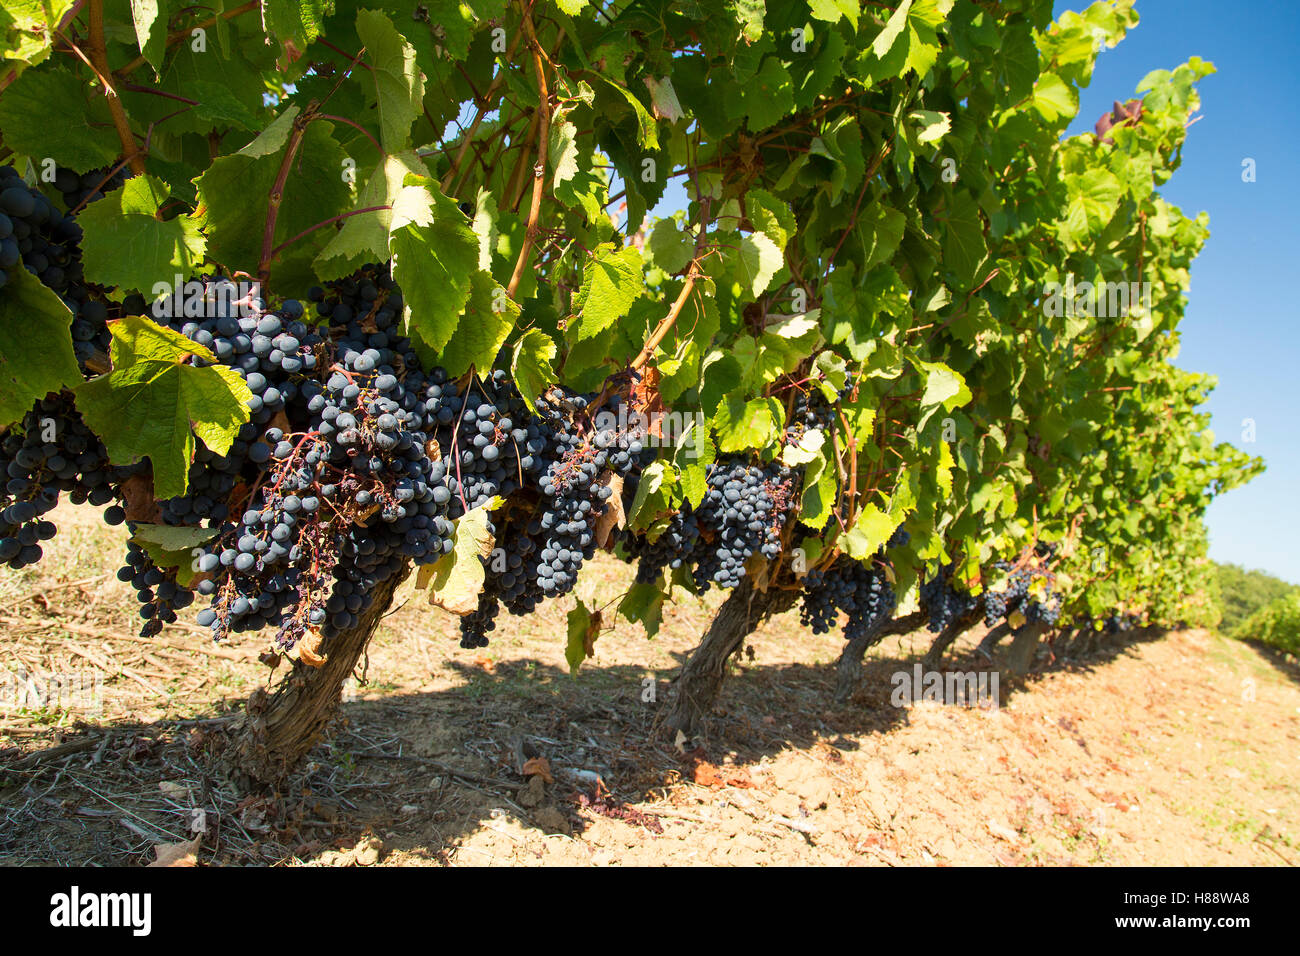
[165,266,460,648]
[0,165,85,297]
[456,389,652,647]
[0,395,140,569]
[631,509,700,584]
[981,543,1060,628]
[691,459,796,590]
[799,557,897,641]
[118,540,195,637]
[919,561,979,633]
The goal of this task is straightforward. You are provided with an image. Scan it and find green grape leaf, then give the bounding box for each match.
[186,79,262,131]
[0,1,76,74]
[0,267,82,427]
[627,460,680,533]
[647,218,693,275]
[910,108,951,145]
[315,150,431,278]
[74,317,253,499]
[130,523,218,588]
[414,496,503,615]
[77,176,206,294]
[438,271,520,377]
[571,244,645,340]
[263,0,330,52]
[917,359,971,411]
[356,9,425,152]
[725,56,795,133]
[843,503,895,559]
[0,67,120,171]
[1032,72,1078,123]
[617,582,665,639]
[733,231,783,297]
[782,427,825,467]
[810,0,859,27]
[644,76,684,123]
[550,117,580,188]
[799,443,839,530]
[731,0,766,42]
[673,415,716,508]
[872,0,912,59]
[389,181,479,355]
[471,186,498,272]
[512,328,559,416]
[713,396,783,453]
[130,0,168,72]
[938,190,987,284]
[595,76,660,149]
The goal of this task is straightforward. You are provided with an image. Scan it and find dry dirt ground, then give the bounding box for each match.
[1,503,1297,867]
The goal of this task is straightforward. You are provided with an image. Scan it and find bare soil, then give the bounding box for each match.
[1,503,1297,866]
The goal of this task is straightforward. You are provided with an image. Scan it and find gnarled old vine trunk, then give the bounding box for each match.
[662,577,799,741]
[922,608,984,669]
[833,609,926,704]
[1004,620,1048,675]
[222,567,410,784]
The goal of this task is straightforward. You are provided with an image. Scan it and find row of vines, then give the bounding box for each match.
[0,0,1261,780]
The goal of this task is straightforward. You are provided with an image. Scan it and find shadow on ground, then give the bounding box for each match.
[0,624,1171,866]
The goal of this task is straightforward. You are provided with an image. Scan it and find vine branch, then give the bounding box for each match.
[83,0,146,175]
[506,8,551,299]
[257,104,320,287]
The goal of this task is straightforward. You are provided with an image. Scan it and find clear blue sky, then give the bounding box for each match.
[1056,0,1300,583]
[634,1,1299,583]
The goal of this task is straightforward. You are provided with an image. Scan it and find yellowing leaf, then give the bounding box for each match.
[415,497,502,614]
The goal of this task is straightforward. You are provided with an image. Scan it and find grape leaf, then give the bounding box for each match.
[550,117,580,189]
[910,108,951,145]
[263,0,330,53]
[438,271,520,377]
[733,231,783,297]
[468,186,499,273]
[131,523,218,587]
[0,67,119,171]
[75,317,253,499]
[917,359,971,411]
[414,496,502,615]
[315,150,431,278]
[712,396,783,453]
[512,328,558,416]
[355,9,425,152]
[618,582,665,639]
[673,414,715,508]
[0,267,82,427]
[626,460,680,533]
[1032,72,1078,123]
[388,181,479,355]
[565,598,604,675]
[0,0,77,74]
[938,190,987,284]
[130,0,168,72]
[725,56,795,133]
[77,176,206,294]
[799,443,839,530]
[843,503,895,559]
[647,218,693,275]
[643,76,685,122]
[571,244,645,341]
